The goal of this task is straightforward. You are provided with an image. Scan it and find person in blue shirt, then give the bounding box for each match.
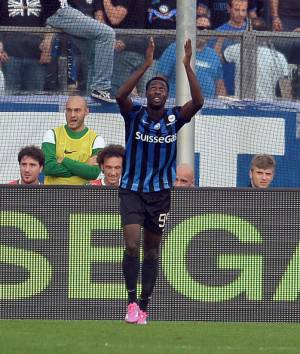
[213,0,249,95]
[197,0,257,28]
[157,16,227,98]
[115,37,204,325]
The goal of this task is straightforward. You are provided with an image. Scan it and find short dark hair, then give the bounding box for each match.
[196,15,211,30]
[146,76,169,93]
[228,0,248,8]
[18,145,45,167]
[250,154,276,171]
[250,17,268,31]
[96,144,125,166]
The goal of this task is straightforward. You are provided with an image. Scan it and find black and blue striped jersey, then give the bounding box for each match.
[120,103,191,192]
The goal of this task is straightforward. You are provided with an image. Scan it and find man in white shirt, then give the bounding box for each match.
[224,18,292,99]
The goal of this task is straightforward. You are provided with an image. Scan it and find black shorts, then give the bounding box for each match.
[119,188,171,235]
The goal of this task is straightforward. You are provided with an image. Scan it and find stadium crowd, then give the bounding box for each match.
[0,0,299,100]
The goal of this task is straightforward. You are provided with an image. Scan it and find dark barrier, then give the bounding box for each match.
[1,186,300,322]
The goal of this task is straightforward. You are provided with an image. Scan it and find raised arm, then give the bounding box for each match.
[115,37,155,114]
[180,39,205,120]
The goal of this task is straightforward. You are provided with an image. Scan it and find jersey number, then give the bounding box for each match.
[158,213,169,229]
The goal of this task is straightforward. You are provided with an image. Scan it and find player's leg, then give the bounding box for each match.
[138,228,162,324]
[119,189,144,323]
[122,224,141,303]
[138,189,171,324]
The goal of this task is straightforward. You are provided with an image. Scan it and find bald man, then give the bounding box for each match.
[174,163,195,187]
[42,95,105,185]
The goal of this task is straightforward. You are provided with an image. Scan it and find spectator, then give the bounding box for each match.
[146,0,177,29]
[0,0,50,93]
[174,163,195,187]
[270,0,300,32]
[249,154,276,188]
[97,0,149,97]
[145,0,177,89]
[42,95,105,185]
[0,46,4,94]
[157,16,227,98]
[269,0,300,100]
[214,0,249,95]
[197,0,257,29]
[224,18,292,99]
[44,0,116,103]
[89,144,125,186]
[8,146,44,185]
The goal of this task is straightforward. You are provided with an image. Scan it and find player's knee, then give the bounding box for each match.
[125,244,139,257]
[144,248,159,260]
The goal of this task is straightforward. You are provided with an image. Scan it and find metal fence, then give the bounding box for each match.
[0,26,300,100]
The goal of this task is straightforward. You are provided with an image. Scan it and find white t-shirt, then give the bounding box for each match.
[224,43,289,99]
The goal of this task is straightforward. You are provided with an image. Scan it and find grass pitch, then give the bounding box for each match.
[0,320,299,354]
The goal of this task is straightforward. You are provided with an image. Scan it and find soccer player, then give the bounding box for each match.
[115,37,204,324]
[8,146,44,185]
[88,144,124,186]
[249,154,276,188]
[174,163,195,187]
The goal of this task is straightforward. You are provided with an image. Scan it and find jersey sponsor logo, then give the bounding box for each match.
[195,60,212,69]
[64,149,77,154]
[135,132,177,144]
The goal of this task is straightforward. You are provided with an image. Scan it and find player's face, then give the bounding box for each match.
[19,155,42,185]
[146,80,168,109]
[101,156,123,186]
[250,167,274,188]
[174,166,195,187]
[65,96,88,132]
[229,0,248,27]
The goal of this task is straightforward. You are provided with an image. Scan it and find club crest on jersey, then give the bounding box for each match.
[168,115,175,122]
[154,123,161,130]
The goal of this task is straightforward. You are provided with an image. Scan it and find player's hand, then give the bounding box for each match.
[183,38,192,67]
[144,36,155,68]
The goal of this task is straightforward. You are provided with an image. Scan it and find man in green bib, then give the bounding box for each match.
[42,96,105,185]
